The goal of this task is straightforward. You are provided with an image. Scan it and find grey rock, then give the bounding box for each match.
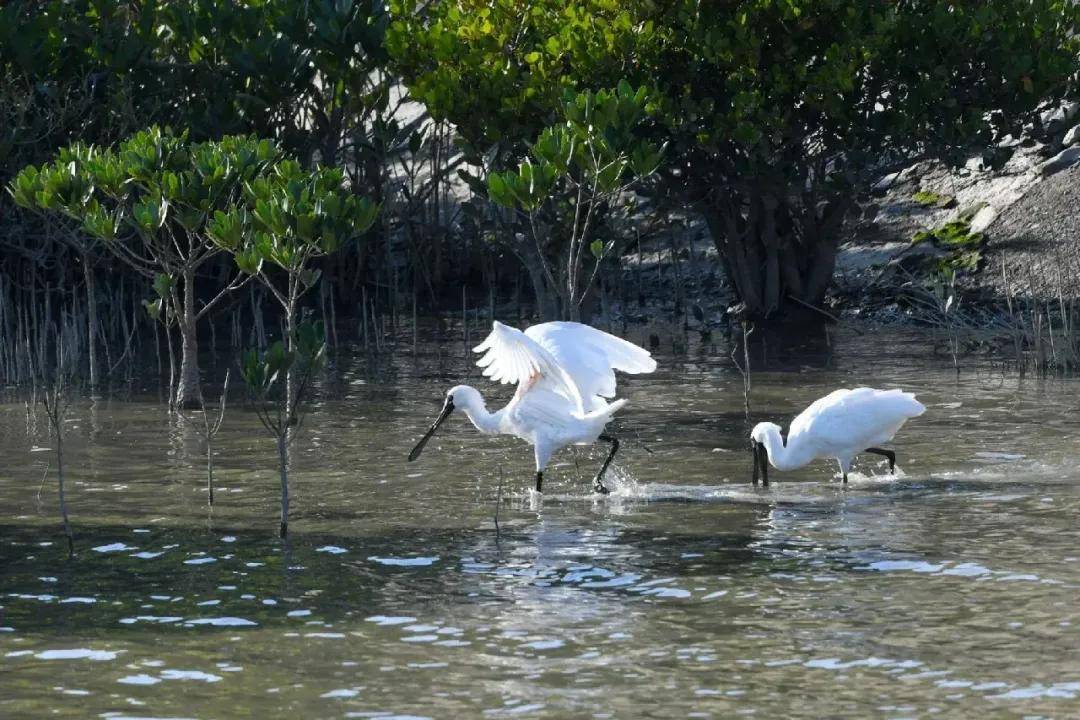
[1041,100,1080,133]
[873,171,901,193]
[898,162,928,183]
[836,241,946,278]
[1063,124,1080,147]
[1038,147,1080,177]
[969,205,998,234]
[980,165,1080,299]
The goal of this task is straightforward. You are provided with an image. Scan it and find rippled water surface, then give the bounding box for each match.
[2,328,1078,718]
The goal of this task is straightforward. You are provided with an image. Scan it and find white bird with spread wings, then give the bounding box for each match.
[408,321,657,493]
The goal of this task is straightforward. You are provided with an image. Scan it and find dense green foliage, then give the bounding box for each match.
[1,0,389,164]
[386,0,653,147]
[391,0,1080,319]
[1,0,412,391]
[2,0,1079,395]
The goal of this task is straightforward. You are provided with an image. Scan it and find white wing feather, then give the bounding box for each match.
[524,322,656,409]
[789,388,925,452]
[473,321,585,413]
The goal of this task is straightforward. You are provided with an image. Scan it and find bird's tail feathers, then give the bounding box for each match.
[896,390,926,417]
[582,397,627,421]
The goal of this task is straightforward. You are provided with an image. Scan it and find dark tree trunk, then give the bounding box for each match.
[277,432,289,538]
[81,252,98,388]
[703,190,849,323]
[520,248,560,321]
[176,268,202,409]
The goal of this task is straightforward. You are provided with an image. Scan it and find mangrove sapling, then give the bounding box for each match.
[41,382,73,556]
[240,321,327,538]
[485,83,664,321]
[36,339,78,557]
[9,130,274,407]
[494,465,504,542]
[203,372,230,507]
[208,159,379,365]
[142,275,183,409]
[176,370,230,507]
[209,159,378,519]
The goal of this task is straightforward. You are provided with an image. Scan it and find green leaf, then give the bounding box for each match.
[153,273,174,300]
[594,158,627,193]
[235,246,264,275]
[294,320,327,367]
[141,298,162,321]
[487,172,514,207]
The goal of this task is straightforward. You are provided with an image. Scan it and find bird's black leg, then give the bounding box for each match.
[592,434,619,495]
[865,447,896,472]
[535,471,543,493]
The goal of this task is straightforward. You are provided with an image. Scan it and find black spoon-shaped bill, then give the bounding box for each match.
[758,442,769,486]
[408,395,455,461]
[751,439,769,486]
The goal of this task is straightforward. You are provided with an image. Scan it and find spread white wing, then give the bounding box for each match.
[524,322,656,410]
[473,321,585,413]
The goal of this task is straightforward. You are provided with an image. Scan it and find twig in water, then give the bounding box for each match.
[36,461,51,502]
[494,466,503,540]
[730,320,754,425]
[205,370,230,507]
[787,294,863,334]
[176,370,230,507]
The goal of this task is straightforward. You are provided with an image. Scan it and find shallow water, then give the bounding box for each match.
[1,328,1078,719]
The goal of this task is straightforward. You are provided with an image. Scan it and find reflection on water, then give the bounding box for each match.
[1,329,1078,718]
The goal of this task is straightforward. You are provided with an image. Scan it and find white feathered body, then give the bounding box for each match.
[756,388,925,474]
[499,388,627,470]
[463,321,656,471]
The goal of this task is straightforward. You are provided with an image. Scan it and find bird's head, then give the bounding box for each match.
[750,422,782,445]
[445,384,483,410]
[407,385,482,462]
[749,422,782,484]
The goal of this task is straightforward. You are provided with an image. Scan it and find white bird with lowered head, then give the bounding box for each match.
[408,321,657,494]
[750,388,926,485]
